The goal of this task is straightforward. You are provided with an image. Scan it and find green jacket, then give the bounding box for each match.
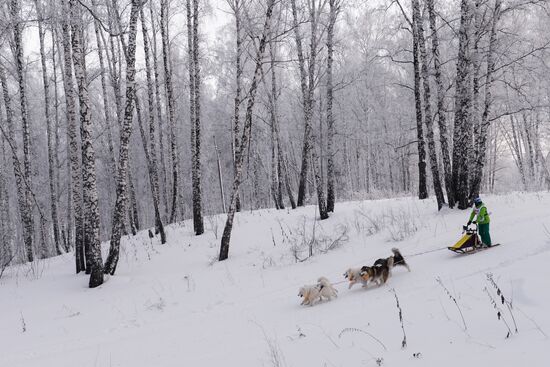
[469,204,490,225]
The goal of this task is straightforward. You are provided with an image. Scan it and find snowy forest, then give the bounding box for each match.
[1,0,550,289]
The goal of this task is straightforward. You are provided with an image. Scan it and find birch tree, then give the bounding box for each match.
[59,0,85,272]
[326,0,340,213]
[470,0,502,199]
[452,0,474,209]
[159,0,180,223]
[292,0,328,219]
[413,0,445,210]
[0,63,33,263]
[91,0,117,186]
[292,0,311,207]
[219,0,276,261]
[410,0,428,200]
[104,0,141,276]
[149,0,170,216]
[427,0,454,207]
[9,0,34,262]
[69,0,103,286]
[187,0,204,235]
[140,5,166,243]
[230,0,244,212]
[35,0,62,255]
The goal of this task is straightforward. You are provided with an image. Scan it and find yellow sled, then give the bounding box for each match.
[448,226,480,254]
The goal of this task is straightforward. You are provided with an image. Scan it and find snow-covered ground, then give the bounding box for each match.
[1,192,550,367]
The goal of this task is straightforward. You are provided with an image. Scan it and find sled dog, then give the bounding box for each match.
[360,263,390,286]
[298,285,322,306]
[317,277,338,300]
[298,277,338,306]
[343,268,369,289]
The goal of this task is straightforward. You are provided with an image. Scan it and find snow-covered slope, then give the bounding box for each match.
[1,192,550,366]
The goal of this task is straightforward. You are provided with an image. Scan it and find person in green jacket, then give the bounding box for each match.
[467,197,492,247]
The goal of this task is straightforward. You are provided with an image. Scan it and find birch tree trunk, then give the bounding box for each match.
[187,0,205,235]
[0,65,33,262]
[291,0,328,218]
[140,6,166,242]
[452,0,474,209]
[214,136,226,212]
[160,0,180,223]
[9,0,34,262]
[57,21,80,258]
[291,0,311,207]
[149,1,169,217]
[34,0,62,255]
[110,0,140,234]
[91,0,117,183]
[413,0,445,210]
[470,0,501,199]
[230,0,243,212]
[427,0,454,207]
[411,0,428,200]
[51,29,63,240]
[136,91,166,244]
[104,0,141,276]
[219,0,276,261]
[308,0,328,219]
[69,0,103,287]
[266,39,284,210]
[0,136,12,265]
[326,0,339,213]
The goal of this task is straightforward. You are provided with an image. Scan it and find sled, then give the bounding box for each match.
[448,225,500,254]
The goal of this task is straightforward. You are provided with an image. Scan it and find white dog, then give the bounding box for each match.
[344,268,369,289]
[298,277,338,306]
[317,277,338,300]
[298,284,322,306]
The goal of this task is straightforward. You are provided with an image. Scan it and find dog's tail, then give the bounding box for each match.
[392,248,404,262]
[392,248,410,270]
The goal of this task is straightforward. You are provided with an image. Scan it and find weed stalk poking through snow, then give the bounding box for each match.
[486,273,518,333]
[390,288,407,349]
[436,277,468,331]
[20,311,26,333]
[338,328,388,351]
[483,286,512,339]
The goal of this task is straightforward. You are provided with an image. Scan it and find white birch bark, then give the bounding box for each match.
[104,0,141,276]
[9,0,34,262]
[219,0,276,261]
[159,0,180,223]
[427,0,454,207]
[68,0,103,286]
[140,6,166,242]
[34,0,62,255]
[413,0,445,210]
[0,64,33,263]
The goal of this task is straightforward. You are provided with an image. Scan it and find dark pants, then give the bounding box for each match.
[478,223,492,246]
